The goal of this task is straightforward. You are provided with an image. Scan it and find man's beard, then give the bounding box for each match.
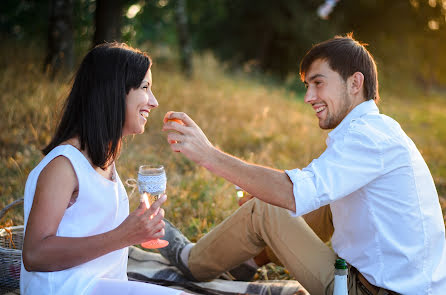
[319,91,352,130]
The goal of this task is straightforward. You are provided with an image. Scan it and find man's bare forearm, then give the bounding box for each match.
[204,147,296,212]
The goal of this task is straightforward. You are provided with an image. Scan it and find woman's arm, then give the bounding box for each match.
[22,156,166,272]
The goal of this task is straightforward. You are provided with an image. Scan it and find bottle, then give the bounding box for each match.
[235,185,245,199]
[333,258,348,295]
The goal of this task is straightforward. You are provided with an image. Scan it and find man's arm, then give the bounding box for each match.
[162,112,296,212]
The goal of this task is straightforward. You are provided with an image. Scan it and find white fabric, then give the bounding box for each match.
[89,278,182,295]
[20,145,180,295]
[285,100,446,294]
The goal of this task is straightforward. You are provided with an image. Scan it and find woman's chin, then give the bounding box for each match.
[135,127,145,135]
[122,127,145,137]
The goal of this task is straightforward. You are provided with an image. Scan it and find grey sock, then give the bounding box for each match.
[180,243,195,268]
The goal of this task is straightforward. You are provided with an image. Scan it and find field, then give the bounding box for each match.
[1,39,445,254]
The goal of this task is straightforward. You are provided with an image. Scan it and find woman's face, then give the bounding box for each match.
[122,68,158,136]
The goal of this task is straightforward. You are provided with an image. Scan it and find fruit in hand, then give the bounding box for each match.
[168,118,184,125]
[163,111,184,125]
[164,111,184,144]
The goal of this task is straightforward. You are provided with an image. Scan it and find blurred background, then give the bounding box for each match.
[3,0,446,91]
[1,0,446,279]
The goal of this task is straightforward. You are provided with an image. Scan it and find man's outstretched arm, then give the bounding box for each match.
[162,111,296,212]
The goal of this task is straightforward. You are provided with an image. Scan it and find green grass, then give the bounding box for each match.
[1,39,445,245]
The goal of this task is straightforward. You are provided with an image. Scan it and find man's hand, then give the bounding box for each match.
[162,111,216,167]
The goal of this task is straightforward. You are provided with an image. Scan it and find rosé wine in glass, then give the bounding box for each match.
[137,165,169,249]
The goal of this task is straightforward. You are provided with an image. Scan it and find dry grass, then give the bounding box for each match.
[1,40,445,266]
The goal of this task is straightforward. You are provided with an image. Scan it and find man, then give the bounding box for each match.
[160,35,446,294]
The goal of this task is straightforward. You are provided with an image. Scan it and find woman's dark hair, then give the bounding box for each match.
[300,33,379,102]
[43,42,151,169]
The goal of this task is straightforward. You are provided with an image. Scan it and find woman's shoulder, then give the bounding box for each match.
[45,138,91,165]
[37,152,79,190]
[32,141,85,189]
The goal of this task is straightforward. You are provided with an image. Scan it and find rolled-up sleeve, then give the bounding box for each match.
[285,125,385,217]
[285,168,320,216]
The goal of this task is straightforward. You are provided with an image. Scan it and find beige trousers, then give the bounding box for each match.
[188,198,370,295]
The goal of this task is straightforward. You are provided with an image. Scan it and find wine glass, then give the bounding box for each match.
[137,165,169,249]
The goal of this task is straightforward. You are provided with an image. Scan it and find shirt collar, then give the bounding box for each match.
[327,99,379,139]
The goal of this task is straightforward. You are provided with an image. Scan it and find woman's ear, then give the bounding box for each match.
[348,72,365,96]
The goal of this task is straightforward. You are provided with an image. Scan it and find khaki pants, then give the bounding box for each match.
[188,198,372,295]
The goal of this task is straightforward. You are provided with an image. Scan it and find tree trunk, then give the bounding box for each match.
[43,0,74,78]
[93,0,124,46]
[174,0,193,78]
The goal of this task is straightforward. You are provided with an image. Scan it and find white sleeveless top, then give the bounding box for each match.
[20,145,129,295]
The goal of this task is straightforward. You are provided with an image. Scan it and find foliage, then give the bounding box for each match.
[335,0,446,91]
[3,0,446,88]
[184,0,446,89]
[0,0,50,40]
[187,0,337,78]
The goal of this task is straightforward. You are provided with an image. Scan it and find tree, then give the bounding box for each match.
[93,0,125,46]
[188,0,335,78]
[43,0,74,77]
[174,0,193,77]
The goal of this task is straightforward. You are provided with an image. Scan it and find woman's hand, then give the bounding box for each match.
[162,111,216,168]
[116,194,167,246]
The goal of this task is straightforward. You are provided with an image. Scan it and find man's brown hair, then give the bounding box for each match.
[300,33,380,102]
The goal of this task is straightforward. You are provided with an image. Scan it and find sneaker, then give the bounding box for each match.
[158,219,197,281]
[227,263,258,281]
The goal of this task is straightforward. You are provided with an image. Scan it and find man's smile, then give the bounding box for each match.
[315,106,326,113]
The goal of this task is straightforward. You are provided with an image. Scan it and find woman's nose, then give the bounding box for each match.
[148,91,159,108]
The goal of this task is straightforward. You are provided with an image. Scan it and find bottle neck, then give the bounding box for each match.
[334,268,348,276]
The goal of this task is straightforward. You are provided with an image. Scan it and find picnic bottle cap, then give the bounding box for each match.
[335,259,347,269]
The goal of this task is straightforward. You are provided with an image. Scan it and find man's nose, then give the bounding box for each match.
[304,88,315,104]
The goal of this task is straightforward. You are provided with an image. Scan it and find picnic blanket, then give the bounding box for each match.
[127,246,310,295]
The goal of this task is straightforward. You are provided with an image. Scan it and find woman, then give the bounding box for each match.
[20,43,191,295]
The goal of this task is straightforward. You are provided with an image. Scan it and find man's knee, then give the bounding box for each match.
[302,205,333,242]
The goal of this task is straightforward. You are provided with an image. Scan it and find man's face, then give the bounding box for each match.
[303,59,354,130]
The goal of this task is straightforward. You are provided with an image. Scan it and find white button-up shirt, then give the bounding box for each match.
[286,100,446,294]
